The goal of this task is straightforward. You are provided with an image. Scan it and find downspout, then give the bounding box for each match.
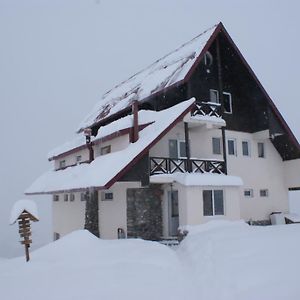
[216,35,228,175]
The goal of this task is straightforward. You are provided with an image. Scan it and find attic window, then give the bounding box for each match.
[203,51,213,67]
[101,145,111,155]
[59,160,66,169]
[223,92,232,114]
[209,89,219,103]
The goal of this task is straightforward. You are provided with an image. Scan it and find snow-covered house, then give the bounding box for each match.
[26,22,300,240]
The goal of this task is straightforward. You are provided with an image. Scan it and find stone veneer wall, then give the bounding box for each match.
[127,185,163,240]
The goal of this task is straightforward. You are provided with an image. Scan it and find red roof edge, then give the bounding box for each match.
[104,100,196,189]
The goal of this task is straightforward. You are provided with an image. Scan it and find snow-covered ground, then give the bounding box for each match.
[1,221,300,300]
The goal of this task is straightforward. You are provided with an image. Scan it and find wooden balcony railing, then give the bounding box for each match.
[150,157,225,176]
[191,102,221,118]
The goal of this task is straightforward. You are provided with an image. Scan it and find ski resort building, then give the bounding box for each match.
[26,22,300,240]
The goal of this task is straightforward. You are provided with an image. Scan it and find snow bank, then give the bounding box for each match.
[9,199,39,224]
[0,230,198,300]
[178,221,300,300]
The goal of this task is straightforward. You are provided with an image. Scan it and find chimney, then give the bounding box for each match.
[84,128,94,162]
[130,100,139,143]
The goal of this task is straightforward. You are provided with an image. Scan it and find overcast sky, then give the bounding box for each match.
[0,0,299,257]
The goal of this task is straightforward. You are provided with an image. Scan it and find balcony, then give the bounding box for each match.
[150,156,225,176]
[184,102,226,128]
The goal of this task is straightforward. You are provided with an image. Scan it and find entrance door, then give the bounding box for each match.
[168,190,179,236]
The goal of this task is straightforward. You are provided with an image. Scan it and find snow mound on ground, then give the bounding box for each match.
[180,219,248,235]
[177,222,300,300]
[0,230,198,300]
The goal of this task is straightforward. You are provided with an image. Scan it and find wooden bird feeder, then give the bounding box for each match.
[10,200,39,262]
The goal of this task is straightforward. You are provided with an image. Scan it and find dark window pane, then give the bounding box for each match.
[171,191,179,217]
[101,145,111,155]
[228,140,235,155]
[179,141,186,158]
[258,143,265,158]
[223,93,232,113]
[242,141,249,156]
[214,190,224,215]
[203,190,213,216]
[212,138,221,154]
[169,140,178,158]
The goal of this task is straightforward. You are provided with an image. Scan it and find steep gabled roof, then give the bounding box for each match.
[77,24,219,132]
[25,99,195,195]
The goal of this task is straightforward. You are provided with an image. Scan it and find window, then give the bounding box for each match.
[53,232,60,241]
[227,139,237,156]
[203,51,213,67]
[53,195,59,202]
[242,141,250,156]
[203,190,224,216]
[258,142,265,158]
[100,145,111,155]
[169,140,186,158]
[101,191,113,201]
[223,92,232,114]
[64,194,68,202]
[209,89,219,103]
[260,189,269,197]
[80,192,86,201]
[244,189,253,197]
[59,160,66,169]
[212,137,222,155]
[76,155,82,164]
[70,193,75,202]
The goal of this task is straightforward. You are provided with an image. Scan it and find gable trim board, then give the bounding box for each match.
[25,99,196,195]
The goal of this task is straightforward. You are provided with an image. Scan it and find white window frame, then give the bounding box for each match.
[227,138,237,156]
[260,189,269,197]
[223,92,232,114]
[203,189,225,216]
[242,140,251,157]
[209,89,219,104]
[244,189,254,198]
[212,137,222,155]
[101,190,114,201]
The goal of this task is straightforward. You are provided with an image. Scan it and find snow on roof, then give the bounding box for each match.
[26,99,195,194]
[150,172,243,187]
[77,25,217,132]
[10,199,39,224]
[48,109,158,160]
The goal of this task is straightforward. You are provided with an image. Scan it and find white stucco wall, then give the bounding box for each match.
[52,192,85,237]
[225,130,289,220]
[52,181,141,239]
[283,159,300,189]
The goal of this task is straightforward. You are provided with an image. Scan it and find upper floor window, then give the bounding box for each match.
[258,142,265,158]
[209,89,219,103]
[223,92,232,114]
[169,140,186,159]
[242,141,250,156]
[101,145,111,155]
[212,137,222,155]
[64,194,68,202]
[59,160,66,169]
[203,190,224,216]
[70,193,75,202]
[53,194,59,202]
[227,139,237,156]
[260,189,269,197]
[244,189,253,198]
